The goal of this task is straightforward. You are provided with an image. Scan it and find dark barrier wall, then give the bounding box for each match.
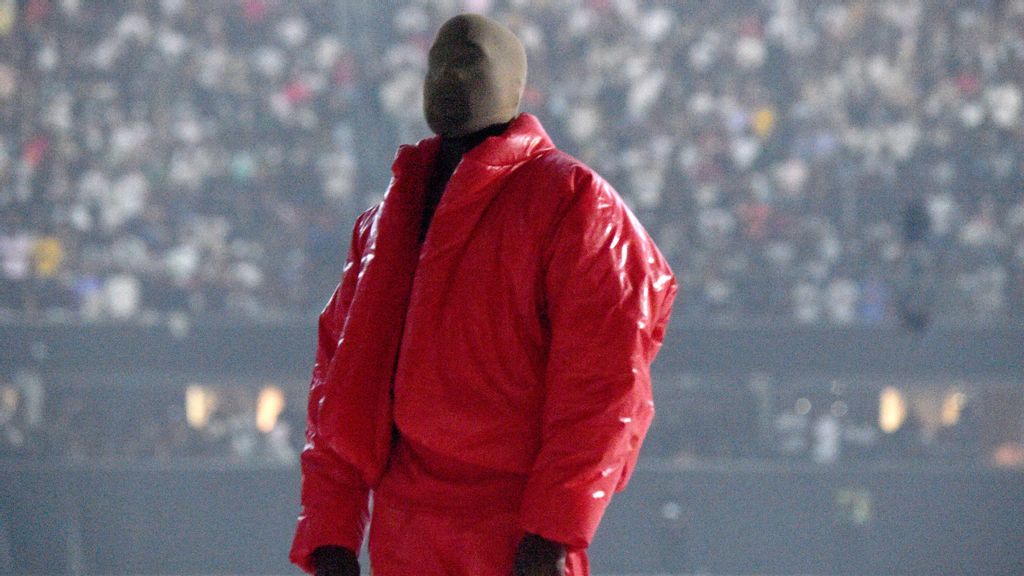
[2,463,1022,575]
[2,325,1022,574]
[596,463,1024,575]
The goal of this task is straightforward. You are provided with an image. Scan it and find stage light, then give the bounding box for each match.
[185,384,217,430]
[257,385,285,433]
[941,390,966,427]
[879,386,907,433]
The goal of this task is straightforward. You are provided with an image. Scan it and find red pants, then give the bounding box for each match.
[369,502,589,576]
[368,437,590,576]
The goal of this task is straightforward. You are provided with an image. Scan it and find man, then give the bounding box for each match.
[290,14,677,576]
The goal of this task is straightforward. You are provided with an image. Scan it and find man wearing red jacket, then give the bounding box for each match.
[289,13,677,576]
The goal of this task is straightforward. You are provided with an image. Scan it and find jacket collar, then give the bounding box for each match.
[391,113,556,176]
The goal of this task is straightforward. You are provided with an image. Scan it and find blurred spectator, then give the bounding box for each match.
[0,370,45,458]
[812,408,840,464]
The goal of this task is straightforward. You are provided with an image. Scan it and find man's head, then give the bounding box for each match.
[423,14,527,137]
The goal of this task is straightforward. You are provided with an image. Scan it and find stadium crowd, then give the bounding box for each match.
[1,0,1023,326]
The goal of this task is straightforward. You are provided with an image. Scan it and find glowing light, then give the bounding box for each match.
[991,443,1024,469]
[185,384,217,430]
[591,490,606,499]
[941,390,966,427]
[879,387,907,434]
[257,385,286,433]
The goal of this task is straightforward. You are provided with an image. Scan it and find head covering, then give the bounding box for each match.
[423,13,527,137]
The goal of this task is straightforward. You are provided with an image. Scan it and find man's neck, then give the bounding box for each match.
[420,121,512,245]
[439,121,512,158]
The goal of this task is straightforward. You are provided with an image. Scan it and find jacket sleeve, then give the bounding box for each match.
[289,212,373,574]
[518,171,678,549]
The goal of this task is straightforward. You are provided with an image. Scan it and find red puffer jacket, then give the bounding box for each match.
[290,113,677,573]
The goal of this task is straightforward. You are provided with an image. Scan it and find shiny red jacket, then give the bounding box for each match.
[290,113,677,573]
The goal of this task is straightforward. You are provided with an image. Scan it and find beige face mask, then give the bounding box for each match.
[423,14,527,138]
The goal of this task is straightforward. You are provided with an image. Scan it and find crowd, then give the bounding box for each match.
[1,0,1023,326]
